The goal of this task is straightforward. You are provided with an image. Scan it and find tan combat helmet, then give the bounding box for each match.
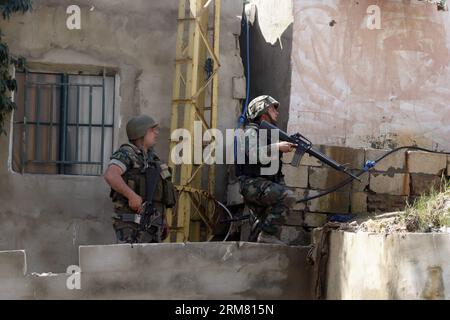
[246,95,279,121]
[126,114,158,141]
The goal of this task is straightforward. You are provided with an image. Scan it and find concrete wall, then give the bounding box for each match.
[0,242,314,299]
[288,0,450,150]
[326,231,450,299]
[0,0,245,272]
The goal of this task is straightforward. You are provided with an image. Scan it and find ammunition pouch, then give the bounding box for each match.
[159,163,176,208]
[110,166,176,212]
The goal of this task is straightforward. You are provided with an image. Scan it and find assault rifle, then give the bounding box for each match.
[259,120,360,181]
[136,163,162,242]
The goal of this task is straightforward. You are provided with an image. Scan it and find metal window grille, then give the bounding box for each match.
[12,70,116,176]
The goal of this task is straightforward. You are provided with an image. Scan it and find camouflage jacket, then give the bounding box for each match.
[236,122,284,183]
[108,143,176,217]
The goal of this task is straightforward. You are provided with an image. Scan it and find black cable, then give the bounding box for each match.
[296,146,450,203]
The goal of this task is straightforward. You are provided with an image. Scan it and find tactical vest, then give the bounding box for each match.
[236,122,283,183]
[110,144,176,216]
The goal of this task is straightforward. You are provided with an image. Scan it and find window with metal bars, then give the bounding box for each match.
[12,70,116,176]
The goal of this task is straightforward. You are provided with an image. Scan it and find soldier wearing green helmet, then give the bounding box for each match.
[237,95,298,245]
[104,114,176,243]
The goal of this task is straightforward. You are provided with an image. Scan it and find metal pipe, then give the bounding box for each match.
[75,86,80,162]
[88,86,93,162]
[101,71,106,173]
[35,84,41,161]
[48,84,54,161]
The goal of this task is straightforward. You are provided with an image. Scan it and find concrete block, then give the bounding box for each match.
[232,77,247,99]
[309,167,351,191]
[319,145,365,170]
[285,210,303,226]
[369,173,410,196]
[351,192,367,214]
[407,151,447,175]
[308,191,350,213]
[227,181,244,206]
[282,165,308,188]
[367,194,408,213]
[365,148,405,172]
[410,174,443,196]
[290,188,307,211]
[0,250,26,278]
[283,152,322,167]
[304,212,328,227]
[351,170,369,191]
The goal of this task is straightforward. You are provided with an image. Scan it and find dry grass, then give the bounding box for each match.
[402,179,450,232]
[352,177,450,234]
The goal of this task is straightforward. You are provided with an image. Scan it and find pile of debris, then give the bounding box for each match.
[342,186,450,234]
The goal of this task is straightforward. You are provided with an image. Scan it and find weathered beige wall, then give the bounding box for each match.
[0,0,244,272]
[288,0,450,150]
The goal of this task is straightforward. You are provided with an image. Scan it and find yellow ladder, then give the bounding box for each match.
[167,0,221,242]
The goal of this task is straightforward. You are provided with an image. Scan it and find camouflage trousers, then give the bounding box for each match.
[112,216,167,244]
[239,177,296,236]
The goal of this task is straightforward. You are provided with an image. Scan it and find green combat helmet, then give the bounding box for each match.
[246,95,279,121]
[126,114,158,141]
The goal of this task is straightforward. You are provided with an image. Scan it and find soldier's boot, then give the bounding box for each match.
[257,231,288,245]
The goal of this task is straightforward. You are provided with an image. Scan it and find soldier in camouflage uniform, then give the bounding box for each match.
[236,95,297,245]
[104,114,176,244]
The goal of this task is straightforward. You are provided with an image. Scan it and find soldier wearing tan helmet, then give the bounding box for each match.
[104,114,176,243]
[237,95,297,245]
